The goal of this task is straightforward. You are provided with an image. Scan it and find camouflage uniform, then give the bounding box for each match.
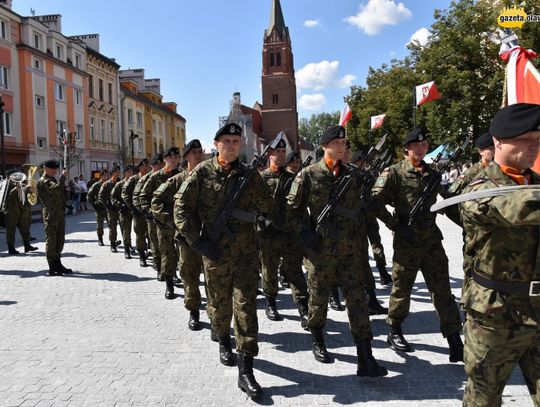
[37,173,66,264]
[98,178,119,244]
[3,180,30,248]
[364,211,387,273]
[258,167,308,304]
[459,162,540,406]
[175,156,273,356]
[111,178,132,249]
[87,180,107,242]
[133,172,151,252]
[123,173,146,253]
[143,167,179,278]
[286,159,372,342]
[371,158,462,337]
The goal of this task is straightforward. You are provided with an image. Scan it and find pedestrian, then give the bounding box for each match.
[37,160,72,275]
[459,103,540,406]
[370,128,463,362]
[286,125,388,377]
[78,174,88,210]
[175,123,273,400]
[72,177,82,214]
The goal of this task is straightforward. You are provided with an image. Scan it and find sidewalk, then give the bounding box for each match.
[0,211,531,406]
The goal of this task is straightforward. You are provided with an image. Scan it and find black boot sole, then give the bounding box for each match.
[188,322,202,331]
[238,382,262,400]
[387,337,413,353]
[357,366,388,377]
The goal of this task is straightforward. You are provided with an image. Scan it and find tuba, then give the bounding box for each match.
[21,164,38,205]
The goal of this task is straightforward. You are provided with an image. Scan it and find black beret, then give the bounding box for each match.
[124,165,134,172]
[111,165,121,172]
[163,146,180,157]
[215,123,242,140]
[475,132,494,149]
[403,128,429,147]
[150,154,164,165]
[286,151,300,165]
[5,168,14,177]
[490,103,540,139]
[320,125,346,145]
[137,159,149,169]
[100,169,108,176]
[43,159,60,169]
[183,139,202,156]
[273,139,286,149]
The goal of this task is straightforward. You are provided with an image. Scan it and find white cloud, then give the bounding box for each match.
[296,60,356,91]
[345,0,412,36]
[299,94,326,111]
[408,27,431,47]
[303,19,320,28]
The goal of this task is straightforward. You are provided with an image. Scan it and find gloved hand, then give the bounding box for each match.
[394,223,415,242]
[300,228,322,252]
[192,238,222,262]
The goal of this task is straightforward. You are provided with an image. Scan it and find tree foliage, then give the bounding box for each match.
[298,111,340,146]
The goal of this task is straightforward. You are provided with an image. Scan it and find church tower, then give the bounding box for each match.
[260,0,299,149]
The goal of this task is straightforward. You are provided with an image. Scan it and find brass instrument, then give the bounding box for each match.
[21,164,38,205]
[7,171,27,205]
[0,176,8,211]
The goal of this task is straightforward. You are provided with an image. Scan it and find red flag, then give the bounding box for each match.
[339,103,352,126]
[370,114,386,130]
[415,81,441,106]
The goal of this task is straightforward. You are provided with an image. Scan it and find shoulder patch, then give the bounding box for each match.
[179,181,188,194]
[375,177,386,187]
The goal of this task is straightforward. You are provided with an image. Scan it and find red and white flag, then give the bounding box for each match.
[339,103,352,126]
[415,81,441,106]
[370,114,386,130]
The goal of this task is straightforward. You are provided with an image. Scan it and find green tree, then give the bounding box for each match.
[298,111,340,146]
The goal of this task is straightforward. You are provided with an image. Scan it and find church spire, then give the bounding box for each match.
[267,0,286,37]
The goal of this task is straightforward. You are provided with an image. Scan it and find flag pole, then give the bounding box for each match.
[412,84,417,127]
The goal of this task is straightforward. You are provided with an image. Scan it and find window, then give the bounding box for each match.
[33,58,42,70]
[74,53,81,69]
[272,93,279,104]
[90,117,95,140]
[0,65,9,89]
[127,108,133,124]
[88,75,94,98]
[76,124,83,140]
[3,112,11,135]
[74,89,82,106]
[152,119,156,133]
[35,95,45,108]
[270,51,274,67]
[0,20,7,40]
[137,138,143,153]
[54,82,64,101]
[136,112,142,128]
[55,44,64,60]
[276,51,281,66]
[109,121,114,143]
[108,83,113,104]
[158,122,163,135]
[33,32,42,50]
[98,79,103,102]
[37,137,46,149]
[56,120,66,138]
[100,119,105,141]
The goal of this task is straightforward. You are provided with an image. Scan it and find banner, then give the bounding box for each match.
[339,103,352,126]
[415,81,441,106]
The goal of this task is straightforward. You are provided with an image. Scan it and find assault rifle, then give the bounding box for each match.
[315,134,387,232]
[209,131,285,243]
[360,149,393,198]
[275,154,313,202]
[408,135,473,226]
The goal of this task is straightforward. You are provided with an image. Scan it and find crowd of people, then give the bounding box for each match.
[2,103,540,406]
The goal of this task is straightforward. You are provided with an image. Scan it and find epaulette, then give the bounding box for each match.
[468,177,489,187]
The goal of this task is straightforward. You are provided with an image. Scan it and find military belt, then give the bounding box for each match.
[231,208,257,224]
[472,270,540,297]
[334,205,359,220]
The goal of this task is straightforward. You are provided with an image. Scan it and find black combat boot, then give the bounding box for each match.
[264,295,282,321]
[47,259,62,276]
[387,325,412,352]
[237,353,262,400]
[311,329,332,363]
[24,241,38,253]
[219,335,235,366]
[367,289,388,315]
[356,340,388,377]
[188,309,202,331]
[124,245,132,259]
[164,277,175,300]
[297,298,309,330]
[58,259,72,274]
[447,332,464,363]
[329,289,344,311]
[7,244,19,255]
[138,250,148,267]
[377,263,392,285]
[173,275,183,288]
[280,273,290,289]
[97,236,104,246]
[110,242,118,253]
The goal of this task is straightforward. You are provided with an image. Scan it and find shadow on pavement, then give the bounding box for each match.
[0,269,49,278]
[70,271,154,282]
[0,300,17,305]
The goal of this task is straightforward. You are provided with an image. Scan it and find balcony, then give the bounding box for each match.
[90,140,117,151]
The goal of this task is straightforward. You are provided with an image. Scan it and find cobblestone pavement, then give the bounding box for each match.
[0,210,531,406]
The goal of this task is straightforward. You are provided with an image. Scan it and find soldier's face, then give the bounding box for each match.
[164,155,179,169]
[322,138,347,161]
[478,146,494,163]
[124,170,133,179]
[405,140,429,162]
[44,167,57,177]
[101,173,109,181]
[288,159,301,173]
[214,135,241,162]
[270,147,287,167]
[495,131,540,170]
[185,148,203,167]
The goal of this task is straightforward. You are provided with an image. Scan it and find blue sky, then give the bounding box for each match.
[13,0,451,150]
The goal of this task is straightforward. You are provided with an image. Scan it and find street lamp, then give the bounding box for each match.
[129,130,139,167]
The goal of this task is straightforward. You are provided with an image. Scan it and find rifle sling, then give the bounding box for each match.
[231,208,257,224]
[334,205,359,220]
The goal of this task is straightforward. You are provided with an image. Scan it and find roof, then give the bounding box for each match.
[240,105,262,135]
[121,84,186,123]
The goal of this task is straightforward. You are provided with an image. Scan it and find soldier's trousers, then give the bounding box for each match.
[157,225,177,279]
[259,233,308,302]
[132,213,147,252]
[147,220,161,268]
[305,249,372,342]
[43,210,65,261]
[95,209,107,239]
[178,240,203,311]
[359,233,377,291]
[119,210,132,247]
[107,209,119,243]
[387,237,462,337]
[463,310,540,407]
[366,215,387,267]
[204,249,259,356]
[6,210,30,246]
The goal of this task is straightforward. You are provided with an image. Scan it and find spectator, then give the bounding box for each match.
[78,174,88,211]
[440,169,450,194]
[448,164,460,185]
